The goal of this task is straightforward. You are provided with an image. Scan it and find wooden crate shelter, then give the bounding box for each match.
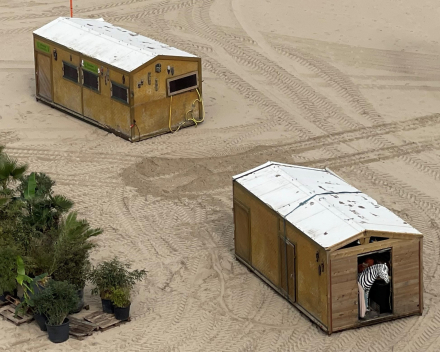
[232,162,423,334]
[33,17,203,141]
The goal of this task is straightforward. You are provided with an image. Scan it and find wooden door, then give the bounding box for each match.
[331,255,358,331]
[286,241,296,301]
[234,201,251,264]
[393,240,421,315]
[36,52,52,101]
[280,237,296,301]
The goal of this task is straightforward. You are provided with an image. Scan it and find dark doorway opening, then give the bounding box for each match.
[358,248,392,320]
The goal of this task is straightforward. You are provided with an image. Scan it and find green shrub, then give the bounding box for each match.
[0,148,102,299]
[110,287,131,308]
[32,280,78,326]
[88,258,146,299]
[50,212,102,289]
[0,245,19,295]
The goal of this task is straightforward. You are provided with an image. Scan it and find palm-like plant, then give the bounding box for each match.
[0,146,27,191]
[51,212,102,289]
[19,173,73,233]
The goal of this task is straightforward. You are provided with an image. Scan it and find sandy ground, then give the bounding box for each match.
[1,0,440,351]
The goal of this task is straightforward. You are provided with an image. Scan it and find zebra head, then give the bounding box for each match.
[377,263,390,283]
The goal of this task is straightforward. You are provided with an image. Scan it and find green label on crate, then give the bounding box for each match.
[83,61,98,73]
[36,41,50,53]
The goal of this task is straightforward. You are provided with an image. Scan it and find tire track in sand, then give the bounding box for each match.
[185,0,371,135]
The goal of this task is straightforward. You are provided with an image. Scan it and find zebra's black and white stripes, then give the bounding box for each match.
[358,263,390,309]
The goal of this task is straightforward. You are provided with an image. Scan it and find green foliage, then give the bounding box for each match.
[88,258,146,300]
[51,212,102,289]
[19,172,73,234]
[0,147,102,303]
[18,172,54,200]
[23,172,36,200]
[30,280,78,326]
[109,287,131,308]
[16,255,32,290]
[15,256,48,316]
[0,246,19,295]
[0,148,28,191]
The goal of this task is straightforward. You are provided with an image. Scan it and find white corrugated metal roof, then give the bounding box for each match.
[233,162,421,249]
[34,17,196,72]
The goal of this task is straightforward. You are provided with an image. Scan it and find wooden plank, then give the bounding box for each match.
[394,274,419,284]
[84,311,130,331]
[332,273,357,285]
[233,200,251,264]
[286,242,295,301]
[394,285,419,298]
[393,254,418,263]
[331,240,401,259]
[333,313,359,328]
[332,299,358,312]
[332,281,358,294]
[333,307,358,318]
[331,255,358,330]
[327,255,332,334]
[393,253,419,263]
[279,236,287,294]
[0,305,11,313]
[393,296,419,306]
[393,242,420,315]
[328,233,365,251]
[393,266,420,277]
[393,261,419,271]
[0,305,33,326]
[394,271,420,283]
[331,267,357,277]
[365,231,423,240]
[69,316,98,340]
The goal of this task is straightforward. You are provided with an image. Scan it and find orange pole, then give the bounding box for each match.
[70,0,73,17]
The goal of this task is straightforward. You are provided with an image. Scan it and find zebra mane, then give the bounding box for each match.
[358,263,389,291]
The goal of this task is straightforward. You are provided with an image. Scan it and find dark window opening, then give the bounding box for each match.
[339,239,361,250]
[167,72,198,96]
[111,82,129,104]
[63,62,78,83]
[369,236,389,243]
[358,249,392,321]
[83,69,99,91]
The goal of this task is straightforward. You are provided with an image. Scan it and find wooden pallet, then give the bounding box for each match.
[69,316,98,340]
[83,311,130,332]
[0,304,34,326]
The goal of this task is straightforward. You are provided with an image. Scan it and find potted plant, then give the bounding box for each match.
[50,212,101,313]
[88,258,146,315]
[35,280,79,343]
[29,285,50,331]
[15,256,49,331]
[110,287,132,321]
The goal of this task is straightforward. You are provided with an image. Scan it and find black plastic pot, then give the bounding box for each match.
[0,289,17,302]
[34,313,48,331]
[70,289,84,314]
[114,304,131,321]
[46,318,70,343]
[101,298,114,313]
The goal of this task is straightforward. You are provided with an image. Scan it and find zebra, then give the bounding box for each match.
[358,263,390,310]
